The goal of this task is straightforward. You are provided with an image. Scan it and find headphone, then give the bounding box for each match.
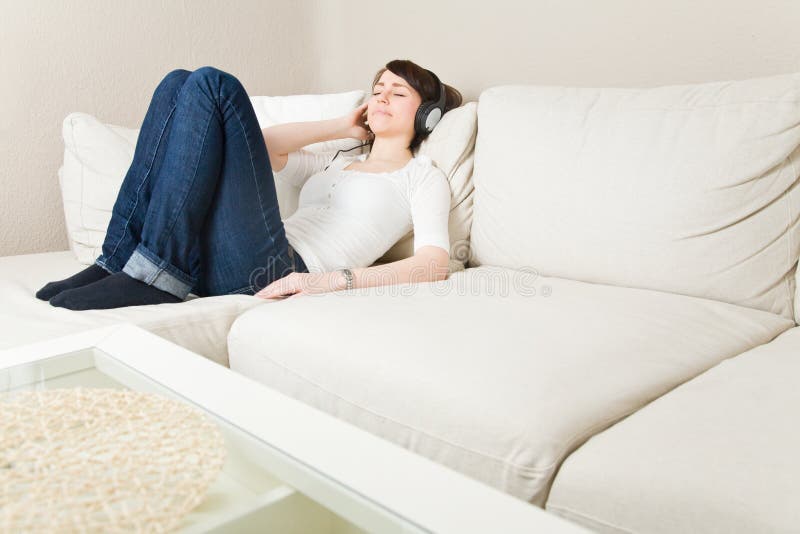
[323,69,446,171]
[414,69,447,135]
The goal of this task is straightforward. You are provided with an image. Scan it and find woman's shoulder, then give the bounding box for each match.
[405,153,437,177]
[412,153,433,167]
[409,153,446,181]
[403,155,449,202]
[392,154,440,187]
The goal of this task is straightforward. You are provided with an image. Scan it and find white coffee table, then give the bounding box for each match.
[0,323,587,533]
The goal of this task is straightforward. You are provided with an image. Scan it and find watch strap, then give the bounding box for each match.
[340,268,354,291]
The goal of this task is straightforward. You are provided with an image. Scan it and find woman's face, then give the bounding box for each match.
[367,69,422,139]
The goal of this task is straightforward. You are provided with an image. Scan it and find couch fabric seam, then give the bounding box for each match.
[786,150,798,320]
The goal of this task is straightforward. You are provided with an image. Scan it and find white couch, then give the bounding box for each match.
[0,250,261,365]
[5,71,800,533]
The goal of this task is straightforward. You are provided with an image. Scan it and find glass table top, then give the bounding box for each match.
[0,347,427,533]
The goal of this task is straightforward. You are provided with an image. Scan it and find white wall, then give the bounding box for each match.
[311,0,800,100]
[0,0,321,256]
[2,0,800,256]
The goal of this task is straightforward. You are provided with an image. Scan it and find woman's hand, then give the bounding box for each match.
[254,271,344,300]
[338,102,373,141]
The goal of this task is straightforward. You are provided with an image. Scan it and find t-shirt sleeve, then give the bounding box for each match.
[410,166,451,254]
[272,148,332,188]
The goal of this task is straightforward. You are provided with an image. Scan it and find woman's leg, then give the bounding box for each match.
[95,68,193,274]
[50,66,296,309]
[127,65,296,297]
[184,67,297,297]
[36,68,192,301]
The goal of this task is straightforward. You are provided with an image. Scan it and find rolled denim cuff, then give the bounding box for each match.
[122,243,195,300]
[94,258,115,275]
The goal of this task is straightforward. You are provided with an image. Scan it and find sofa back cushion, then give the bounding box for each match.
[470,73,800,320]
[58,113,139,265]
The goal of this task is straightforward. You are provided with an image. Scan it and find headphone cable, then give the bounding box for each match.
[323,139,372,171]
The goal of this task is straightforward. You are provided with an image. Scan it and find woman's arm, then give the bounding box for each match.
[262,102,370,172]
[341,246,450,290]
[262,118,346,172]
[255,246,450,299]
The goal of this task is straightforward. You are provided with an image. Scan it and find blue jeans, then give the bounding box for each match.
[94,66,308,299]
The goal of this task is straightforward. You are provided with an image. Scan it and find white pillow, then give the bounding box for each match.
[59,90,366,265]
[249,91,367,154]
[58,115,138,265]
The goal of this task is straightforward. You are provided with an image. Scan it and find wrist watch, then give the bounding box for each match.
[339,268,354,291]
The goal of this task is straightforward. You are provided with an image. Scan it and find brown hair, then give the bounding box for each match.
[368,59,463,153]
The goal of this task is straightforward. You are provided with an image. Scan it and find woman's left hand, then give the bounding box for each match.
[254,272,339,300]
[339,102,373,142]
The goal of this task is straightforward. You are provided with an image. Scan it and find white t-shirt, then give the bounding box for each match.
[273,149,451,273]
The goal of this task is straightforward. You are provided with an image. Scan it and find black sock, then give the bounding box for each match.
[36,263,110,301]
[49,271,183,310]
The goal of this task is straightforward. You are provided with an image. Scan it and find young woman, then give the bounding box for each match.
[36,59,463,310]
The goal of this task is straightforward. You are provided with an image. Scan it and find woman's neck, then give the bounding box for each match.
[367,136,413,163]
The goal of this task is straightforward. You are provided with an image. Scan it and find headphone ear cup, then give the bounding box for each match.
[413,104,424,135]
[426,107,442,132]
[414,71,446,135]
[414,103,432,135]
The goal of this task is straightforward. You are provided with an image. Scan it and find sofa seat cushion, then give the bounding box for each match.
[226,266,793,505]
[546,326,800,533]
[0,251,264,366]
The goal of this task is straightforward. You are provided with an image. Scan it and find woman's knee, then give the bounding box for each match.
[156,68,191,95]
[165,68,191,81]
[189,66,244,93]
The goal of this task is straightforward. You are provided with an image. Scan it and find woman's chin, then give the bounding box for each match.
[368,123,406,137]
[368,127,391,136]
[369,114,395,127]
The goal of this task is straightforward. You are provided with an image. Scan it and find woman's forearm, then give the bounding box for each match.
[262,117,346,156]
[258,249,450,299]
[328,249,450,292]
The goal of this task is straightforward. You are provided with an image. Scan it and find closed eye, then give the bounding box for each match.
[372,93,405,97]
